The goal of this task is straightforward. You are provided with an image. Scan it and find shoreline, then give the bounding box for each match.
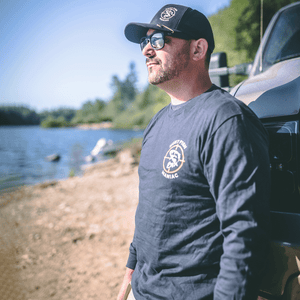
[0,126,143,193]
[0,150,139,300]
[75,122,113,130]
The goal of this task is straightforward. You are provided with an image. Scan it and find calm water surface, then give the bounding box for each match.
[0,126,143,191]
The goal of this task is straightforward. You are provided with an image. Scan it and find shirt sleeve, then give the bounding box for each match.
[126,238,137,270]
[202,114,271,300]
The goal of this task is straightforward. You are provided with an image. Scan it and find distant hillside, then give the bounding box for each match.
[0,106,76,127]
[209,0,249,67]
[0,106,40,126]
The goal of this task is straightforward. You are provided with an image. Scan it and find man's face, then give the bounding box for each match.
[142,29,191,86]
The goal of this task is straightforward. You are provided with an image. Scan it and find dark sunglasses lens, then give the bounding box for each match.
[151,33,164,50]
[140,32,165,51]
[140,37,148,51]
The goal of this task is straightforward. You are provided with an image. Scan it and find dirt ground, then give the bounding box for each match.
[0,149,139,300]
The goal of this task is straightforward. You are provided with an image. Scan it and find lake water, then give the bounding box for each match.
[0,126,143,191]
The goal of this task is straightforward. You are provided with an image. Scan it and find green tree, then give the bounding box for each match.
[94,99,106,111]
[235,0,298,60]
[123,62,138,105]
[41,116,69,128]
[209,0,249,66]
[109,62,138,113]
[71,98,107,124]
[0,105,40,126]
[113,84,170,129]
[39,108,76,123]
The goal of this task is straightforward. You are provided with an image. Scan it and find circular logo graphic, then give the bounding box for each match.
[160,7,177,22]
[163,144,185,174]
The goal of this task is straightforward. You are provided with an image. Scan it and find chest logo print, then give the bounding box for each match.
[162,140,186,179]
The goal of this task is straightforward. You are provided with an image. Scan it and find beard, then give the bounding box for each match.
[146,43,190,85]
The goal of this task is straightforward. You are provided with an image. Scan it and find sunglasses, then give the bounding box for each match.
[140,31,194,51]
[140,32,170,51]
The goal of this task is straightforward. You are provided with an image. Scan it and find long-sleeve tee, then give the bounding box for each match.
[126,85,270,300]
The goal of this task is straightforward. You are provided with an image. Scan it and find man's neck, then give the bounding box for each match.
[153,62,213,105]
[167,77,213,105]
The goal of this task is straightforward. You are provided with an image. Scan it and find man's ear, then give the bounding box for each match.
[191,38,208,61]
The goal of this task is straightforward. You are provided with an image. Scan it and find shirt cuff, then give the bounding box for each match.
[126,242,137,270]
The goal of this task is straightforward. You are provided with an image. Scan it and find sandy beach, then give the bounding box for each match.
[0,149,139,300]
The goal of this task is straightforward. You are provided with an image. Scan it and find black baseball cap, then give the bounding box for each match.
[124,4,215,53]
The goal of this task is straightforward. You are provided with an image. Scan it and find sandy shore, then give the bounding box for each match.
[0,149,139,300]
[75,122,113,130]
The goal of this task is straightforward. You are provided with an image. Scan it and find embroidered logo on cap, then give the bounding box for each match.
[160,7,177,22]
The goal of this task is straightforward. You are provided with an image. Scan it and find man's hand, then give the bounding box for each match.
[117,267,134,300]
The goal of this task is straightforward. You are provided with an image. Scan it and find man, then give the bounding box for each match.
[118,4,270,300]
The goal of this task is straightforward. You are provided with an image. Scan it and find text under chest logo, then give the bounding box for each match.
[162,140,186,179]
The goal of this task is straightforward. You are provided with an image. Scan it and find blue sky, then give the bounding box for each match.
[0,0,230,112]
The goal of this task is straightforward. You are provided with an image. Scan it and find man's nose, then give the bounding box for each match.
[142,42,156,57]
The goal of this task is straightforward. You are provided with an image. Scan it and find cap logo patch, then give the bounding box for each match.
[160,7,177,22]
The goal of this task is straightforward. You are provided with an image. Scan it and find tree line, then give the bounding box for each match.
[0,105,77,127]
[0,61,167,129]
[1,0,297,129]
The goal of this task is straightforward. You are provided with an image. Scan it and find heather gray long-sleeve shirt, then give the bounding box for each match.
[127,85,270,300]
